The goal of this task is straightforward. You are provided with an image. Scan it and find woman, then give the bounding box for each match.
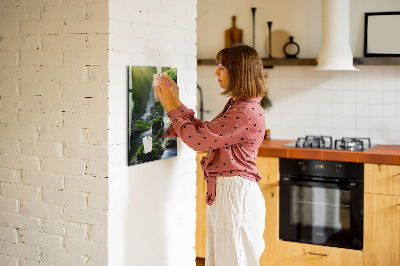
[155,45,267,266]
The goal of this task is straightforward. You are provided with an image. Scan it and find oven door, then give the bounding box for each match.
[279,177,363,250]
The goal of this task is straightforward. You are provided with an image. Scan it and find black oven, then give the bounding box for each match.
[279,158,364,250]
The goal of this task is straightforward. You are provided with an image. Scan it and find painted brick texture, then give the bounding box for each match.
[1,0,198,265]
[108,0,198,265]
[0,1,109,265]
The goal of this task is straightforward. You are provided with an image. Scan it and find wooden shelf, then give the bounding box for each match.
[353,57,400,65]
[197,58,317,67]
[262,58,317,67]
[197,57,400,68]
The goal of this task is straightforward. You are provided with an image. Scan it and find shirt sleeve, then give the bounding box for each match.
[167,106,252,152]
[163,103,204,137]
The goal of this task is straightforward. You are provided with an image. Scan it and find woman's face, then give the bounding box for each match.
[215,64,229,89]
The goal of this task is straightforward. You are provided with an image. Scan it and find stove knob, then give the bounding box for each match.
[334,164,342,174]
[298,162,306,171]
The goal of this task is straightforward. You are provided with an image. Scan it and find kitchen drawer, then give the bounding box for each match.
[365,163,400,196]
[278,241,363,266]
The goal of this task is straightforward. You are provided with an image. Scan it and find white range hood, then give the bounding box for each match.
[314,0,359,71]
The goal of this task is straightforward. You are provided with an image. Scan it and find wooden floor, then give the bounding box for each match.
[196,257,205,266]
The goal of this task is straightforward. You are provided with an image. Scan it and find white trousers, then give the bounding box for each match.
[205,176,266,266]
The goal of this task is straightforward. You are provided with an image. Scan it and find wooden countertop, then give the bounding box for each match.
[258,139,400,165]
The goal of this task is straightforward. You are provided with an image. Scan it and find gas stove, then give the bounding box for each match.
[284,135,374,151]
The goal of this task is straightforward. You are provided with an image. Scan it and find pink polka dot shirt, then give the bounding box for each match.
[164,97,266,206]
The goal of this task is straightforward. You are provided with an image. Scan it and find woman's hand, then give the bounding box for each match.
[163,77,181,108]
[154,80,176,113]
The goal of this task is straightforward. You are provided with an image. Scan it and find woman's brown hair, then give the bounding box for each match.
[215,45,267,99]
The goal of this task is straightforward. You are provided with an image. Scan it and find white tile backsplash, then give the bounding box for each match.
[330,103,342,116]
[369,91,383,104]
[355,104,369,117]
[383,117,397,131]
[383,104,396,118]
[383,77,396,91]
[383,91,396,104]
[356,117,369,130]
[369,76,383,91]
[369,104,383,118]
[369,117,383,130]
[342,90,355,104]
[330,116,343,128]
[317,88,330,103]
[197,65,400,144]
[355,90,369,104]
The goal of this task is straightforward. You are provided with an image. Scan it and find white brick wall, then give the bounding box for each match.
[0,1,109,265]
[1,0,198,265]
[108,0,198,265]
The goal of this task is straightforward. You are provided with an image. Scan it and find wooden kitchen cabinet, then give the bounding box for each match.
[196,152,208,258]
[278,241,363,266]
[364,163,400,266]
[364,163,400,196]
[256,156,279,186]
[364,193,400,266]
[259,184,279,266]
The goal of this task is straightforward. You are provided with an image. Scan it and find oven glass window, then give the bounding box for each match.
[291,185,350,230]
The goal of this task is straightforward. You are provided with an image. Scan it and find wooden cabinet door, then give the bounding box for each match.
[364,193,400,266]
[259,185,279,266]
[365,164,400,196]
[278,241,363,266]
[256,156,279,186]
[196,152,208,258]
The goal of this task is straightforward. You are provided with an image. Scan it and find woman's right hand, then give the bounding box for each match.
[164,77,181,109]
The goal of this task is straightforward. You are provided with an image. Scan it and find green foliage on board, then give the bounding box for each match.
[152,116,164,140]
[133,119,151,133]
[129,66,156,115]
[165,67,177,83]
[128,66,178,166]
[164,137,177,149]
[136,141,164,162]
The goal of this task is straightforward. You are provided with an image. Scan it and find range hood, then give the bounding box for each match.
[314,0,359,71]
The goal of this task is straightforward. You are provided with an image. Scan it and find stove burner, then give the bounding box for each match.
[295,135,333,149]
[334,137,371,151]
[290,136,372,151]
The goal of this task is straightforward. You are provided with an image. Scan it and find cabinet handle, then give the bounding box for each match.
[309,252,329,257]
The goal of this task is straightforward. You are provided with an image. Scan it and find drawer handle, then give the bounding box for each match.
[309,252,329,257]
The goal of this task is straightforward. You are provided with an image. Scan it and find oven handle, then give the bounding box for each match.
[281,177,358,188]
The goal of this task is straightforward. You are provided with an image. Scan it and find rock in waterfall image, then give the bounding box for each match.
[128,66,178,166]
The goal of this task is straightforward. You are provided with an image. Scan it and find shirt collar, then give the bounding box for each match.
[230,97,262,104]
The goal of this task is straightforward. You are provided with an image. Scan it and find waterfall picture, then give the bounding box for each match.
[128,66,178,166]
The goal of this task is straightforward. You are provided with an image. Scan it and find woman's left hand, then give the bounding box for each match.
[154,80,177,113]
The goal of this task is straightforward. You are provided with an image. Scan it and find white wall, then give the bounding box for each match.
[0,1,109,265]
[197,0,400,145]
[198,0,400,58]
[108,0,198,265]
[0,0,197,265]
